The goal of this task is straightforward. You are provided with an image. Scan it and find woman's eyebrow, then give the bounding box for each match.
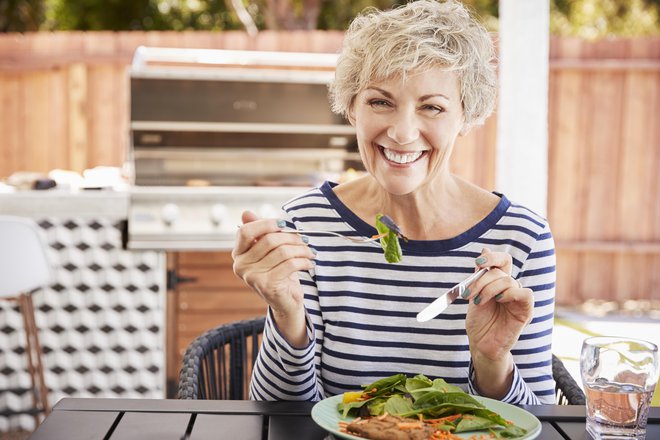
[365,86,393,98]
[365,87,450,102]
[420,93,450,101]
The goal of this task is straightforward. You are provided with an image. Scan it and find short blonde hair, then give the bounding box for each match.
[329,0,497,126]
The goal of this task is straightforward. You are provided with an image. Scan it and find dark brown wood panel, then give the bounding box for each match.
[192,414,264,440]
[111,412,191,439]
[167,251,266,396]
[30,410,119,440]
[177,267,248,289]
[179,289,265,311]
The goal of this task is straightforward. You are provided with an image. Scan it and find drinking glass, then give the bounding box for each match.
[581,336,659,439]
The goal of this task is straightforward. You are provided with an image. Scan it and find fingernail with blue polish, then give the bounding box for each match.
[311,248,317,255]
[475,257,487,265]
[301,235,309,244]
[461,288,470,299]
[276,219,286,228]
[473,294,481,305]
[495,293,503,301]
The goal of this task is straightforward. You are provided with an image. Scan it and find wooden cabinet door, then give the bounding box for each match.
[166,251,267,397]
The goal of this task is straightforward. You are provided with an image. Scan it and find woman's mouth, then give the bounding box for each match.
[379,146,427,165]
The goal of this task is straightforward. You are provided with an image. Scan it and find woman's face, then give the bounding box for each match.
[350,66,466,196]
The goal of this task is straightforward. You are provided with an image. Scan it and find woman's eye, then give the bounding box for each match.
[368,99,391,108]
[422,104,444,114]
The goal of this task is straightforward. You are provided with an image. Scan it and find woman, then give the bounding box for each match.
[232,0,555,405]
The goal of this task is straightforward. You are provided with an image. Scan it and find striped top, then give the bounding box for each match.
[249,181,556,405]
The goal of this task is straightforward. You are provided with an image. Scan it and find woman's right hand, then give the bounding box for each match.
[232,211,315,345]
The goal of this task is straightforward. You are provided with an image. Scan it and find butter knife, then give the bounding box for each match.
[416,267,489,322]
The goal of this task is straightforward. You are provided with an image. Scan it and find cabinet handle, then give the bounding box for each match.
[167,269,198,290]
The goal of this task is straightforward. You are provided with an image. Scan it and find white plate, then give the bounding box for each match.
[311,394,542,440]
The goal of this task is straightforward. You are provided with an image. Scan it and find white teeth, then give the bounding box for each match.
[382,148,424,164]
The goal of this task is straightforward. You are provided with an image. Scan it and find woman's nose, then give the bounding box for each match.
[386,110,420,145]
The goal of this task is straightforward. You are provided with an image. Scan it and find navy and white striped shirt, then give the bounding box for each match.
[250,181,556,405]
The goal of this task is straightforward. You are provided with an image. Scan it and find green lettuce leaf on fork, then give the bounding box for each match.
[375,214,403,263]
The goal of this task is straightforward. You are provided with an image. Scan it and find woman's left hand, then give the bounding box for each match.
[464,248,534,363]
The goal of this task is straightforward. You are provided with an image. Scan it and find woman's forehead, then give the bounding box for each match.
[363,67,461,96]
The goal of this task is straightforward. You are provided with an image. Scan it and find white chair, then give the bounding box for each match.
[0,215,53,425]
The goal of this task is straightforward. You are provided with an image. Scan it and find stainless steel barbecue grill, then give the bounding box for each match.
[125,47,357,250]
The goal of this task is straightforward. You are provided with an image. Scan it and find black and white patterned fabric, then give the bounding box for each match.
[0,218,164,431]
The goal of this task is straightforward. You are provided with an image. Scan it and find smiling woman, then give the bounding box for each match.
[232,0,556,407]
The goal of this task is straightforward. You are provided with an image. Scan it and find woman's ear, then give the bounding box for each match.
[347,107,356,126]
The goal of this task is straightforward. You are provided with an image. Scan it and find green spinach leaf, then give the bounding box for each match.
[375,214,403,263]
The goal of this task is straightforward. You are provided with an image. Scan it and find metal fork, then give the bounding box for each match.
[279,229,386,243]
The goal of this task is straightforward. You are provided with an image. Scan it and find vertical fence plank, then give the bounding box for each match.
[87,65,117,168]
[649,39,660,302]
[0,74,22,178]
[22,72,52,172]
[68,63,88,172]
[614,40,657,302]
[581,42,622,301]
[549,37,584,305]
[48,67,69,171]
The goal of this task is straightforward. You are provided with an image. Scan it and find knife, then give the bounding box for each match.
[416,267,489,322]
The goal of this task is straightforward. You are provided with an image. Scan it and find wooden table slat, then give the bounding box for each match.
[191,414,263,440]
[556,421,660,440]
[110,412,190,439]
[539,421,570,440]
[30,410,119,440]
[268,415,330,440]
[54,397,315,415]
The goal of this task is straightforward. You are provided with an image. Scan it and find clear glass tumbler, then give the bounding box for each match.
[581,337,659,439]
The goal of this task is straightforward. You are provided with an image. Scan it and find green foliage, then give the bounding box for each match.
[550,0,660,38]
[317,0,400,30]
[0,0,45,31]
[42,0,243,31]
[1,0,659,36]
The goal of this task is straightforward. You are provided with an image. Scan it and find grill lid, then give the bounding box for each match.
[129,47,357,186]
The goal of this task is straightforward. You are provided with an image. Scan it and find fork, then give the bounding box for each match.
[279,228,387,243]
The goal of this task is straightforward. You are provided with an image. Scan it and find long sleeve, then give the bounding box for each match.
[249,214,326,401]
[467,221,556,405]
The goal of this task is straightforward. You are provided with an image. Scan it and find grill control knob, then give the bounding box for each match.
[210,204,229,227]
[161,203,180,226]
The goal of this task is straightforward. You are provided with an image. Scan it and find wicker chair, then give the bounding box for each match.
[178,317,265,400]
[552,354,586,405]
[178,318,586,405]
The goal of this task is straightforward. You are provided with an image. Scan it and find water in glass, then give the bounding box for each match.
[581,337,659,439]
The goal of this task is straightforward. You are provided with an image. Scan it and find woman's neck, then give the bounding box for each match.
[334,174,498,240]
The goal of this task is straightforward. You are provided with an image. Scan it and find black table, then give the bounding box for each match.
[29,398,660,440]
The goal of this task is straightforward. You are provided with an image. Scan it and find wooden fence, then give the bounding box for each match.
[0,31,658,306]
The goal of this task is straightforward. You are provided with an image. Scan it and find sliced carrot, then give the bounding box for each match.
[424,414,461,423]
[396,422,425,429]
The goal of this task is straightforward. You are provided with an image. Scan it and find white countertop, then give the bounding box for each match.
[0,189,130,218]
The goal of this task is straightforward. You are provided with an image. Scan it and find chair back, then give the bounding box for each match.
[552,354,586,405]
[178,317,265,400]
[0,215,53,297]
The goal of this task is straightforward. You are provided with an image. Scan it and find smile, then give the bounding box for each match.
[379,146,426,165]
